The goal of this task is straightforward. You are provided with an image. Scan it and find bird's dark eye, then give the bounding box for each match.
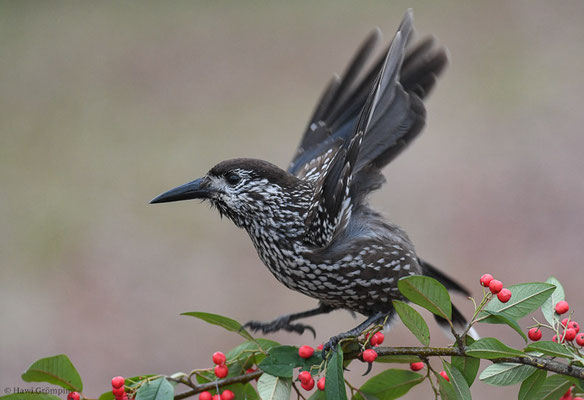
[225,173,241,185]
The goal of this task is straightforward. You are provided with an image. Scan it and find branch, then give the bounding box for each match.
[345,346,584,380]
[174,370,262,399]
[172,345,584,400]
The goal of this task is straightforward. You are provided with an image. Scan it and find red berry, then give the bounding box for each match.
[410,362,424,371]
[246,368,256,374]
[317,377,326,391]
[298,345,315,359]
[576,333,584,346]
[111,376,125,389]
[489,279,503,294]
[112,387,125,398]
[439,371,450,382]
[68,392,80,400]
[212,351,226,365]
[301,377,315,391]
[199,392,212,400]
[298,371,312,384]
[555,300,570,315]
[497,288,512,303]
[552,334,560,343]
[317,343,323,351]
[568,321,580,333]
[564,328,577,341]
[220,390,234,400]
[362,349,378,363]
[527,328,542,341]
[371,332,385,346]
[561,318,570,328]
[214,364,229,378]
[480,274,494,287]
[212,395,221,400]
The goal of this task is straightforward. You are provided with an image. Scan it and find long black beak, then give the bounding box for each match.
[150,178,210,204]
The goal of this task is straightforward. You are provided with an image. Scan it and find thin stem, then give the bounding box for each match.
[291,382,307,400]
[345,346,584,380]
[424,359,440,400]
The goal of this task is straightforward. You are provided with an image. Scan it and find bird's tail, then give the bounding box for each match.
[418,258,470,297]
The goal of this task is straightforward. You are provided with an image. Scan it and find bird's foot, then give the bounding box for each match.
[321,312,387,359]
[244,316,316,338]
[321,331,353,359]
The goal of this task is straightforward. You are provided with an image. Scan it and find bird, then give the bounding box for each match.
[151,10,473,351]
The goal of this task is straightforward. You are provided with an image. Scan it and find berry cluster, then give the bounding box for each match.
[297,370,316,391]
[527,300,584,347]
[295,345,323,391]
[480,274,512,303]
[360,331,384,363]
[198,352,234,400]
[199,391,233,400]
[111,376,127,400]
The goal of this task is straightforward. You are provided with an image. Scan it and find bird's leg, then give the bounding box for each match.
[244,303,336,338]
[322,312,386,357]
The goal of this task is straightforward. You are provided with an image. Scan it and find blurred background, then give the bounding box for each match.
[2,1,584,398]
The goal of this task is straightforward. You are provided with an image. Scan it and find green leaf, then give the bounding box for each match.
[392,300,430,346]
[481,311,528,342]
[535,374,573,399]
[442,361,471,399]
[525,341,574,359]
[479,363,535,386]
[518,369,546,400]
[181,311,255,341]
[308,391,326,400]
[0,394,61,400]
[256,374,291,400]
[481,283,555,321]
[98,391,115,400]
[466,337,524,359]
[325,346,347,400]
[242,383,260,400]
[258,346,320,379]
[353,369,424,400]
[541,277,564,326]
[21,354,83,392]
[398,276,452,320]
[451,355,479,387]
[135,378,174,400]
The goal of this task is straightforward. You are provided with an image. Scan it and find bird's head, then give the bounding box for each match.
[150,158,310,229]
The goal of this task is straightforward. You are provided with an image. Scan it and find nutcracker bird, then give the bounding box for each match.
[151,10,474,351]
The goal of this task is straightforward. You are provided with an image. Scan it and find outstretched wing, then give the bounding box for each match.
[302,13,415,247]
[291,10,448,247]
[289,10,447,198]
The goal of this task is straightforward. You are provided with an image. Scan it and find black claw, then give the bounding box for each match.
[243,319,317,337]
[362,362,373,376]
